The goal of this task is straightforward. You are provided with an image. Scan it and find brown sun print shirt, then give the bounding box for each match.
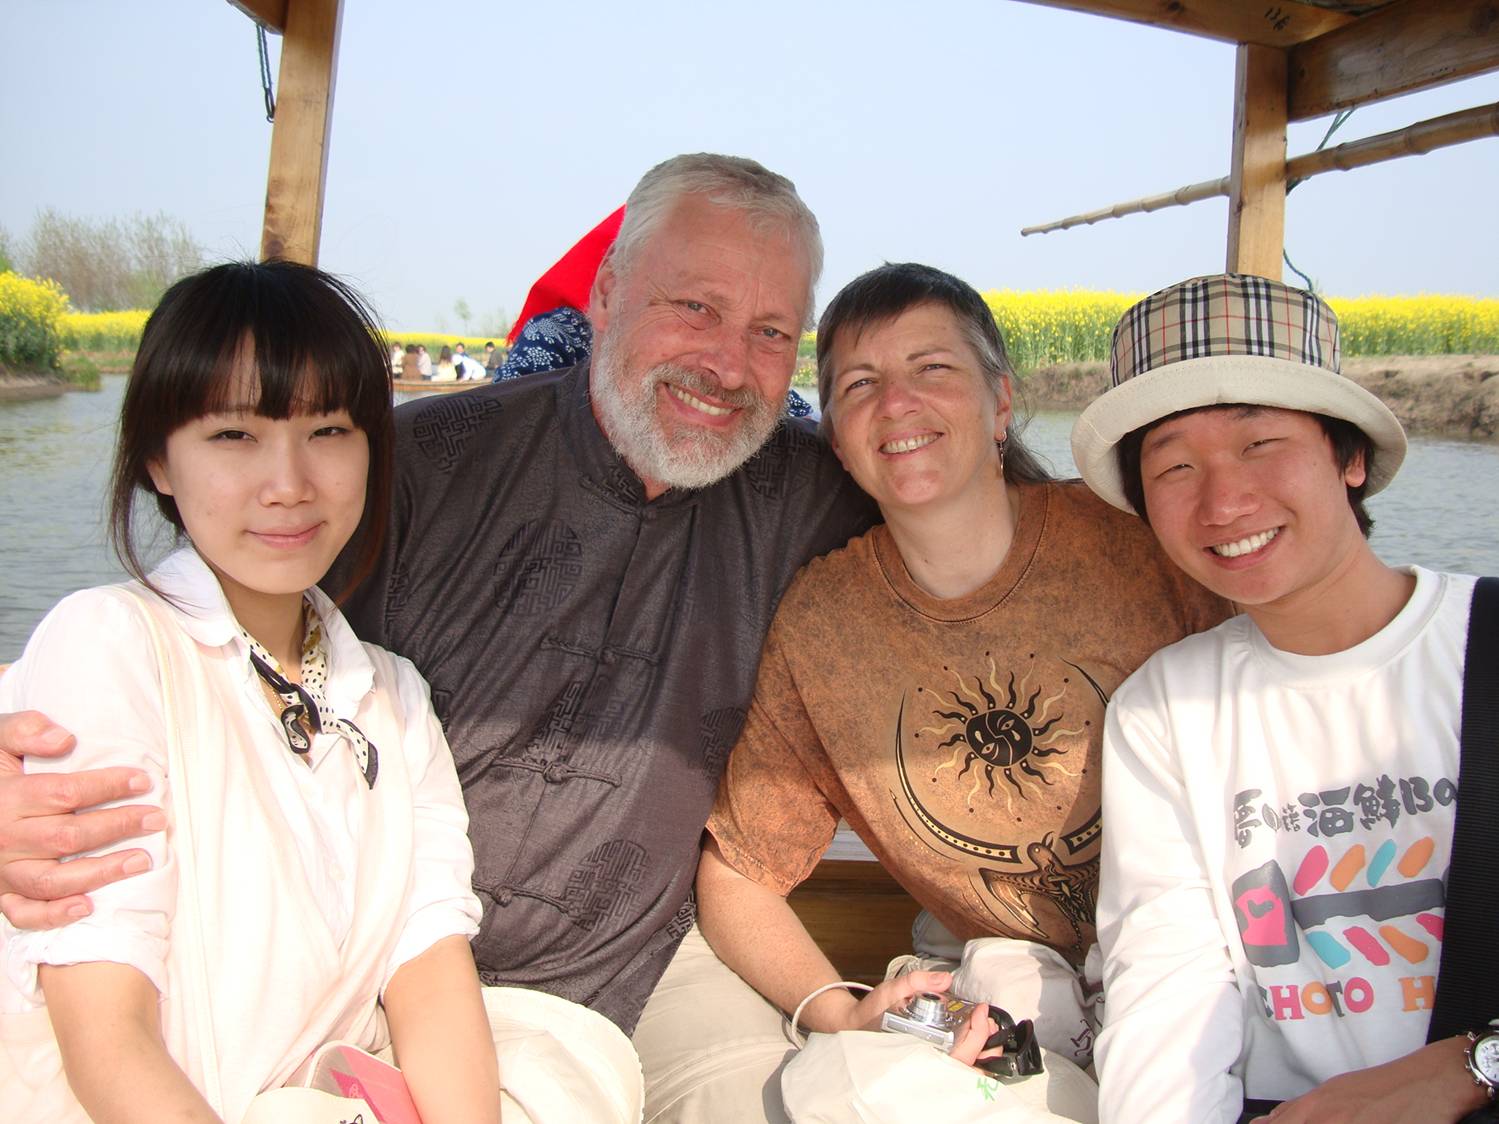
[707,481,1229,962]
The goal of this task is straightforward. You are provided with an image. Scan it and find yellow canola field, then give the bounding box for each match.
[61,309,150,351]
[0,272,71,368]
[61,293,1499,371]
[1327,294,1499,358]
[981,290,1139,373]
[977,290,1499,371]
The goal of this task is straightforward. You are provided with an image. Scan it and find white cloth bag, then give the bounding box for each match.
[910,914,1102,1068]
[242,987,646,1124]
[241,1087,377,1123]
[951,939,1102,1070]
[780,933,1101,1122]
[484,985,645,1123]
[781,1031,1097,1123]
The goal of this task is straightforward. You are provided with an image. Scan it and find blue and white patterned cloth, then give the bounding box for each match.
[494,307,595,381]
[495,306,813,418]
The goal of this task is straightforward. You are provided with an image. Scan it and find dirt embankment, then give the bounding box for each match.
[0,371,70,402]
[1021,355,1499,440]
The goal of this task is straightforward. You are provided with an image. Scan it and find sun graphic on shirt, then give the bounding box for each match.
[918,652,1085,812]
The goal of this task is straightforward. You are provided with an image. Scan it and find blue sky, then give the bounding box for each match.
[4,0,1496,331]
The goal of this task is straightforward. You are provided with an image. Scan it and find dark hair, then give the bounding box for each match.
[1116,406,1376,537]
[439,346,453,361]
[814,262,1051,485]
[109,259,395,600]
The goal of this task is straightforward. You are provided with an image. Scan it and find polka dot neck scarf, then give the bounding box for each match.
[243,600,380,789]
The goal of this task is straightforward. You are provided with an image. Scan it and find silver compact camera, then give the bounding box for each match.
[881,990,1045,1078]
[880,990,980,1050]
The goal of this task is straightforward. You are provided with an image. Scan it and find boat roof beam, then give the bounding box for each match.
[1011,0,1355,49]
[227,0,288,36]
[1288,0,1499,121]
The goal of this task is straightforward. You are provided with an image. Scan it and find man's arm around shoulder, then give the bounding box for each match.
[0,710,161,929]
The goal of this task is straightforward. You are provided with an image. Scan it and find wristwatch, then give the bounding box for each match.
[1465,1020,1499,1101]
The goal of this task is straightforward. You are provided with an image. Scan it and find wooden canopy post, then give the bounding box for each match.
[1226,43,1288,279]
[259,0,342,265]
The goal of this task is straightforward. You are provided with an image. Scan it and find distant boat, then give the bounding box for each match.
[392,378,483,394]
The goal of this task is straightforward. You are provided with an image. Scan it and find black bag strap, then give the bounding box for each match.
[1428,576,1499,1043]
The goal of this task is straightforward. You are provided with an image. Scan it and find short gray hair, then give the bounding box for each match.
[609,153,823,328]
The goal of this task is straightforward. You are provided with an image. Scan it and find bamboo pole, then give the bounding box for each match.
[1286,101,1499,179]
[1019,176,1230,235]
[1021,101,1499,237]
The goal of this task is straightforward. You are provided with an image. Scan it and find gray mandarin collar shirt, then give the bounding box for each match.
[340,362,877,1030]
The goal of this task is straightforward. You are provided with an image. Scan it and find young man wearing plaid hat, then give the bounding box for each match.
[1071,274,1494,1123]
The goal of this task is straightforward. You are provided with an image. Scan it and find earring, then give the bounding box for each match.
[996,436,1008,478]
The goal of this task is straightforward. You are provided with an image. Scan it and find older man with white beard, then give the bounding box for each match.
[0,155,877,1121]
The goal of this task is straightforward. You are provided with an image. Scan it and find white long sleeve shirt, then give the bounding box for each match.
[1096,567,1473,1123]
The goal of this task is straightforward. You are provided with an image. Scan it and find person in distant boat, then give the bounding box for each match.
[389,340,404,377]
[1073,274,1490,1124]
[416,344,433,379]
[482,341,501,377]
[453,349,486,381]
[431,345,458,382]
[400,342,421,382]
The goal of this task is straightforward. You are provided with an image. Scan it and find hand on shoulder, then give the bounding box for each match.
[0,709,160,930]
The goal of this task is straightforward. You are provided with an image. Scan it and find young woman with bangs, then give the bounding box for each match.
[0,261,501,1124]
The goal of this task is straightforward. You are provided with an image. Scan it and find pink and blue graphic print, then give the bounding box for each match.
[1232,837,1445,971]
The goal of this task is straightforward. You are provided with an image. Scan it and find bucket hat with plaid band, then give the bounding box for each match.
[1070,273,1407,512]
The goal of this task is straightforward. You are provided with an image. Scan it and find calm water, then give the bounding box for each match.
[2,375,1497,660]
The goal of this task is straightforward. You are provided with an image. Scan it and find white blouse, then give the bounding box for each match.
[0,547,481,1010]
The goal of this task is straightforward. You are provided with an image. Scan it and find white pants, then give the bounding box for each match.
[632,924,795,1123]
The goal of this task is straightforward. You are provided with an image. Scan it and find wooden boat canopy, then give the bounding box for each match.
[1014,1,1499,266]
[228,0,1498,283]
[1019,1,1499,119]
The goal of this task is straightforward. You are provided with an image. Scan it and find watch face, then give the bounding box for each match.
[1476,1035,1499,1083]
